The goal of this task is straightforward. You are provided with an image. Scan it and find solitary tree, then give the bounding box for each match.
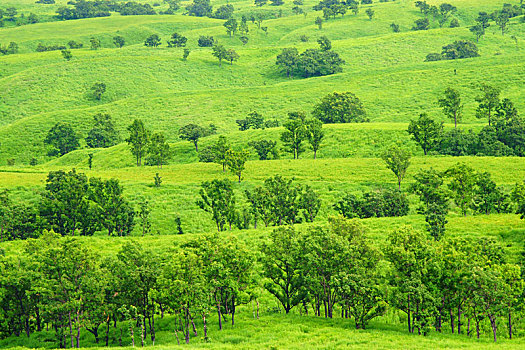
[113,35,125,48]
[407,113,443,155]
[381,144,411,190]
[179,124,208,151]
[223,18,238,37]
[144,34,161,47]
[225,49,239,65]
[315,16,323,29]
[281,112,307,159]
[167,33,187,47]
[475,84,500,126]
[44,122,80,156]
[365,8,374,20]
[126,119,150,166]
[211,44,228,67]
[225,149,250,182]
[438,87,462,128]
[91,82,106,100]
[90,37,101,50]
[305,118,324,159]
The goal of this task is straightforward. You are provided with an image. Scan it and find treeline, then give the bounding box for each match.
[409,87,524,157]
[1,217,525,347]
[0,169,135,241]
[55,0,158,20]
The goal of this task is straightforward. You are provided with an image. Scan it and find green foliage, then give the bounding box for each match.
[335,188,409,219]
[167,32,187,47]
[225,148,250,182]
[407,113,443,155]
[113,35,125,48]
[89,37,101,50]
[196,179,236,231]
[91,82,106,101]
[186,0,213,17]
[280,112,307,159]
[444,162,477,216]
[126,119,150,166]
[144,34,161,47]
[381,143,411,190]
[44,122,80,156]
[248,140,279,160]
[438,87,463,128]
[179,123,208,151]
[312,91,367,123]
[86,113,120,148]
[146,132,171,168]
[61,49,72,60]
[212,44,228,67]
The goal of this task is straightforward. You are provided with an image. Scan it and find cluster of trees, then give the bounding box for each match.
[408,86,524,156]
[198,175,321,231]
[0,42,18,55]
[276,37,345,78]
[425,40,479,62]
[0,7,38,28]
[2,216,524,347]
[414,1,458,28]
[55,0,156,20]
[335,188,409,219]
[126,119,172,167]
[0,169,135,241]
[312,91,367,123]
[470,4,523,41]
[44,114,119,157]
[313,0,360,21]
[235,111,280,131]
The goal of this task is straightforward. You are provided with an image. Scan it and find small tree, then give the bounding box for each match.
[317,36,331,51]
[91,82,106,101]
[365,8,374,20]
[113,35,125,48]
[225,149,250,183]
[126,119,150,166]
[475,84,500,126]
[179,124,207,151]
[146,132,171,168]
[390,23,400,32]
[90,37,101,50]
[137,199,151,236]
[154,173,162,187]
[445,163,477,216]
[407,113,443,155]
[182,48,190,60]
[167,33,187,47]
[305,118,324,159]
[211,44,228,67]
[381,144,411,190]
[223,18,238,37]
[281,112,307,159]
[225,49,239,65]
[61,49,72,60]
[438,87,462,128]
[239,36,249,46]
[315,16,323,29]
[196,179,236,231]
[144,34,161,47]
[44,122,80,156]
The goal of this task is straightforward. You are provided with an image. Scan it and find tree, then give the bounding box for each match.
[438,87,462,128]
[183,48,190,60]
[315,16,323,29]
[213,4,234,19]
[137,199,151,236]
[305,118,324,159]
[260,227,307,313]
[146,132,171,168]
[407,113,443,155]
[225,49,239,65]
[254,0,267,6]
[198,35,215,47]
[365,8,374,20]
[210,135,230,171]
[276,48,299,78]
[223,18,238,37]
[412,18,430,31]
[44,122,80,156]
[179,124,208,151]
[90,37,101,50]
[91,82,106,100]
[211,44,227,67]
[196,179,236,231]
[475,84,500,126]
[444,163,477,216]
[225,149,250,183]
[186,0,213,17]
[317,36,331,51]
[441,40,479,60]
[86,113,119,148]
[469,24,484,42]
[144,34,161,47]
[512,181,525,219]
[167,33,187,47]
[381,144,411,190]
[390,23,400,32]
[61,49,72,60]
[494,11,509,35]
[113,35,125,48]
[312,91,367,123]
[249,140,278,160]
[438,3,456,27]
[281,112,307,159]
[126,119,150,166]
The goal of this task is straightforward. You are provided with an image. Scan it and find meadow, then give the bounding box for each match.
[0,0,525,348]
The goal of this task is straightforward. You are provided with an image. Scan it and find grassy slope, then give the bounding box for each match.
[1,0,525,348]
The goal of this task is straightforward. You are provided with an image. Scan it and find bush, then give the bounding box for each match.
[334,188,409,219]
[312,91,368,123]
[198,35,215,47]
[449,18,460,28]
[441,40,479,59]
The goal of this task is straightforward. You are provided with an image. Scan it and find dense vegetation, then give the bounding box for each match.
[1,0,525,348]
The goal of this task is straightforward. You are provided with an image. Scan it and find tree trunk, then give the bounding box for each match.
[217,301,222,330]
[68,311,74,349]
[450,308,454,333]
[232,296,236,326]
[489,315,497,342]
[105,318,110,346]
[190,313,198,336]
[458,305,461,334]
[314,149,317,159]
[508,311,512,339]
[203,315,208,341]
[407,295,411,333]
[184,308,190,344]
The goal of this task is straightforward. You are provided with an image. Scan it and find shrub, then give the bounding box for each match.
[198,35,215,47]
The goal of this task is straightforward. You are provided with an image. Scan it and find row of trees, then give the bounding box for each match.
[0,7,38,28]
[55,0,156,20]
[408,86,524,156]
[198,175,321,231]
[0,169,135,241]
[1,216,524,347]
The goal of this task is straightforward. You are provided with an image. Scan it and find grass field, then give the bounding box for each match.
[1,0,525,348]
